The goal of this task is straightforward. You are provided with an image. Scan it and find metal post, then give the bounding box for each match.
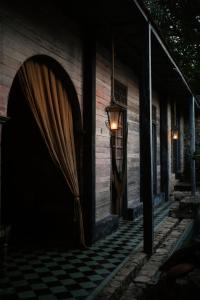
[189,96,196,196]
[140,22,153,255]
[160,98,169,201]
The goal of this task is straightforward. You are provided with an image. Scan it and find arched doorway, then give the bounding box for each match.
[1,55,83,248]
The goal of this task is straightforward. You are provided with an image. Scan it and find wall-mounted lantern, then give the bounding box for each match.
[172,102,179,140]
[106,101,124,132]
[105,35,125,134]
[172,127,179,140]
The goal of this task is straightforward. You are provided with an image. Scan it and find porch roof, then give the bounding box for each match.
[69,0,194,100]
[4,0,195,100]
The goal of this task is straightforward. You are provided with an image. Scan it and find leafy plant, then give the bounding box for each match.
[143,0,200,94]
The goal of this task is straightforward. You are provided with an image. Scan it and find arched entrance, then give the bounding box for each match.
[1,55,83,248]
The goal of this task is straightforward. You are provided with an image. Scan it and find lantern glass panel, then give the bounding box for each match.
[172,129,179,140]
[110,110,120,130]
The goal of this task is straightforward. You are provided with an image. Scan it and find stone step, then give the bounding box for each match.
[94,216,193,300]
[174,182,191,192]
[119,219,194,300]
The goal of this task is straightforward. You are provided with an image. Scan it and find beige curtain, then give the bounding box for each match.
[18,60,85,247]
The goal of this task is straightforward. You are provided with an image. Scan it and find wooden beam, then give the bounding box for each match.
[140,22,153,255]
[82,27,96,245]
[160,97,169,201]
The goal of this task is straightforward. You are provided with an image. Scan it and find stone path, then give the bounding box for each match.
[95,217,194,300]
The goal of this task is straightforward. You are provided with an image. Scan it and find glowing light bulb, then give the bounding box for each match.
[173,133,178,140]
[111,122,118,130]
[172,129,179,140]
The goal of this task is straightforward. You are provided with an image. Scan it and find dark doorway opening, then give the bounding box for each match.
[1,59,81,248]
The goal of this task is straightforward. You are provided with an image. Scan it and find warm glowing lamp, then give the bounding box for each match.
[106,102,123,132]
[172,128,179,140]
[172,102,179,140]
[105,35,124,133]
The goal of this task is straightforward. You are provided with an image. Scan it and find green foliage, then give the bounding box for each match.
[143,0,200,94]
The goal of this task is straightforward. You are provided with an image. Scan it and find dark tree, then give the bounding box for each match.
[143,0,200,94]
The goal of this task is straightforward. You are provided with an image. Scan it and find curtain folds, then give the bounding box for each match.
[18,60,85,247]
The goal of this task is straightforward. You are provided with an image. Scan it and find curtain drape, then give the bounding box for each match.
[18,60,85,247]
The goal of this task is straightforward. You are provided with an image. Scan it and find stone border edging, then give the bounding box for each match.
[94,216,184,300]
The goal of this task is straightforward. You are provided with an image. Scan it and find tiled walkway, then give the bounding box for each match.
[0,201,171,300]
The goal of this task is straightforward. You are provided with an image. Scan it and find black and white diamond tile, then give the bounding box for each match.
[0,201,171,299]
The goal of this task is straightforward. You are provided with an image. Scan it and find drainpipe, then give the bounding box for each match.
[189,96,196,196]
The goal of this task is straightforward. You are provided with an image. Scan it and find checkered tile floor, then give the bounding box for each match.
[0,201,171,300]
